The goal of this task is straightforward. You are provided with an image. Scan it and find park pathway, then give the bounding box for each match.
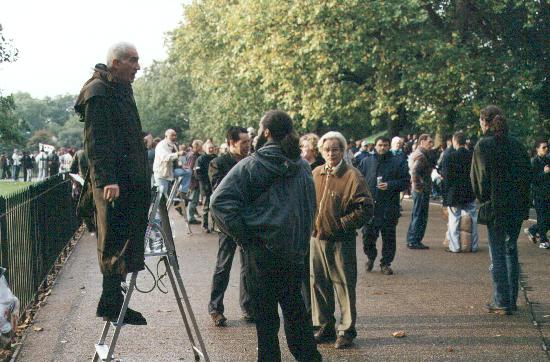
[14,201,550,361]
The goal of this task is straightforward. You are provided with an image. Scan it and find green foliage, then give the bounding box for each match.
[0,95,23,145]
[133,61,192,139]
[12,92,77,133]
[57,115,83,148]
[26,129,57,150]
[159,0,548,143]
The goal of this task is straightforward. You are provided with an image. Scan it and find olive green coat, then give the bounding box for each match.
[75,64,149,276]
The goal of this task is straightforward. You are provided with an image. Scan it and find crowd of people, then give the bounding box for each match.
[0,147,75,182]
[75,42,549,362]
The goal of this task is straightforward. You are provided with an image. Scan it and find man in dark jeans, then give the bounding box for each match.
[211,111,321,362]
[525,139,550,248]
[471,105,531,315]
[406,134,434,249]
[359,136,409,275]
[207,126,253,326]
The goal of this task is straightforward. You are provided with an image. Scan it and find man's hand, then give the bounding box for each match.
[377,182,388,190]
[103,184,120,202]
[178,150,185,156]
[544,165,550,173]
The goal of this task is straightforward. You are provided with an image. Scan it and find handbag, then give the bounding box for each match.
[477,200,494,225]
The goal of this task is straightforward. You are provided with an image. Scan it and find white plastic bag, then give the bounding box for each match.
[0,268,19,334]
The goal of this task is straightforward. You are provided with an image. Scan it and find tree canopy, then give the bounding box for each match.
[148,0,549,143]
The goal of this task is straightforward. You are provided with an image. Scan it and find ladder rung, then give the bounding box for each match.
[95,344,114,361]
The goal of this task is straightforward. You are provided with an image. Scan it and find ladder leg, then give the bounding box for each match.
[171,264,210,362]
[163,257,201,360]
[92,320,112,362]
[107,272,138,361]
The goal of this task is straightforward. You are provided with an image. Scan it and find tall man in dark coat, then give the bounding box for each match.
[359,136,409,275]
[207,127,253,326]
[471,105,531,315]
[75,42,149,325]
[441,132,478,252]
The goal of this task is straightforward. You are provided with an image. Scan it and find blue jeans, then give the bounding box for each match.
[406,190,430,245]
[186,188,200,222]
[487,219,522,309]
[173,168,191,194]
[528,198,550,242]
[446,202,479,252]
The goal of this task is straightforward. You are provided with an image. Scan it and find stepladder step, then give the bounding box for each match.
[95,344,114,361]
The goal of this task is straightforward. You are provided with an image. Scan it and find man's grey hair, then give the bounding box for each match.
[165,129,176,138]
[391,136,403,150]
[318,131,347,153]
[106,42,136,68]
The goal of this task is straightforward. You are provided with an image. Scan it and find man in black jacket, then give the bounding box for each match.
[471,105,531,315]
[195,142,217,232]
[75,42,149,325]
[359,136,409,275]
[441,132,478,252]
[207,126,253,326]
[525,139,550,248]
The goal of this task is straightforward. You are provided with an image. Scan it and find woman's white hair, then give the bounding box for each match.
[318,131,347,153]
[106,42,136,68]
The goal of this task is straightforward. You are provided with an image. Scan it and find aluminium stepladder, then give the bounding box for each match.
[92,184,209,361]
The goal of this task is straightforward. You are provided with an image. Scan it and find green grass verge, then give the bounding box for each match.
[0,181,33,196]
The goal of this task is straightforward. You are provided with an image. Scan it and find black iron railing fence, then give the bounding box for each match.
[0,174,80,316]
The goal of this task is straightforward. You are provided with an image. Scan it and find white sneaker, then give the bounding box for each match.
[539,242,550,249]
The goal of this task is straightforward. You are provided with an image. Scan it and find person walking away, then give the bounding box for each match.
[75,41,149,325]
[196,141,216,232]
[406,134,434,249]
[21,152,33,182]
[311,131,373,349]
[441,132,478,252]
[48,151,60,176]
[525,139,550,248]
[471,105,531,315]
[359,136,409,275]
[211,111,322,361]
[207,126,253,326]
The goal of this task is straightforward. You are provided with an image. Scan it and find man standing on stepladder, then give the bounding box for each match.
[75,42,149,325]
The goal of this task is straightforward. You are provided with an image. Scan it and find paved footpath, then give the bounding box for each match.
[15,201,550,361]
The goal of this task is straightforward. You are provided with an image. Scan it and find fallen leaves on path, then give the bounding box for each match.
[32,326,43,332]
[392,330,406,338]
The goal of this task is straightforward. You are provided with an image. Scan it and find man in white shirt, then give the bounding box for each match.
[11,149,22,181]
[36,149,48,180]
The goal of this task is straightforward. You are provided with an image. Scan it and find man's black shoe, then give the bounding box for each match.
[314,326,336,344]
[485,303,512,315]
[380,265,393,275]
[241,313,255,323]
[98,307,147,325]
[407,243,429,250]
[365,259,374,272]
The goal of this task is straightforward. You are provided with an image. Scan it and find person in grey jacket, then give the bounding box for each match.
[211,110,321,362]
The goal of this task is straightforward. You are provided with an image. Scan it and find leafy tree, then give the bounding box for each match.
[57,115,83,148]
[26,129,57,150]
[133,60,192,139]
[0,23,21,144]
[139,1,550,143]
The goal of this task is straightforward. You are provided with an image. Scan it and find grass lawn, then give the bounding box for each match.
[0,181,33,196]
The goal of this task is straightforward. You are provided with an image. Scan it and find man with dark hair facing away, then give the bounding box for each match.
[211,111,322,361]
[207,126,254,326]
